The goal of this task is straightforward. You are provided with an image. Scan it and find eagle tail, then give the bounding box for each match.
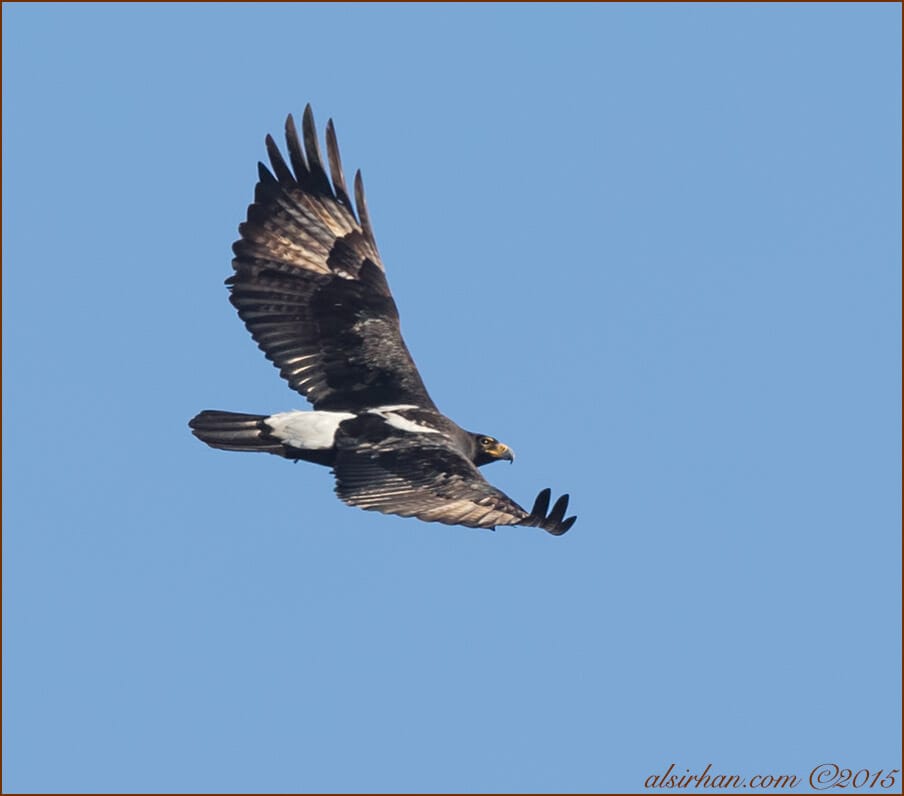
[188,410,287,455]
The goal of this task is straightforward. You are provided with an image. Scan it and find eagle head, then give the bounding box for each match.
[472,434,514,466]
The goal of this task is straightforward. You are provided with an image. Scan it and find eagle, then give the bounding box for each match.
[189,105,576,535]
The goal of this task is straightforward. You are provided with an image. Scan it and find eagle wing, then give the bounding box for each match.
[332,429,576,535]
[228,105,436,413]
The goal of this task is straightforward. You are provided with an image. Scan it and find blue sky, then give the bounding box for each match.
[3,3,901,793]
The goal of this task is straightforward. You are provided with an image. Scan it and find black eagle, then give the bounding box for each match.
[189,106,576,535]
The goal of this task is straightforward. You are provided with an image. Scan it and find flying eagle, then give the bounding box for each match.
[189,106,576,535]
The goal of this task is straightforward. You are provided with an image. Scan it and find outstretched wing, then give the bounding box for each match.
[332,430,576,535]
[229,105,436,413]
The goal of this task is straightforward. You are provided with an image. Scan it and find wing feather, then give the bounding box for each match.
[229,108,436,412]
[354,170,377,251]
[334,443,529,530]
[284,114,310,185]
[332,425,576,534]
[301,104,333,195]
[265,134,295,184]
[325,119,353,211]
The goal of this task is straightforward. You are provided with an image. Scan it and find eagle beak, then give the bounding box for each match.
[493,443,515,463]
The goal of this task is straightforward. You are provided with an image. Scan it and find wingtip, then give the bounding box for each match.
[525,488,575,536]
[354,169,377,247]
[298,104,332,194]
[302,103,316,135]
[325,117,352,210]
[529,488,551,518]
[548,493,569,525]
[265,134,294,183]
[547,515,577,536]
[257,161,276,183]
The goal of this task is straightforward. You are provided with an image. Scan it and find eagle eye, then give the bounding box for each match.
[480,437,493,447]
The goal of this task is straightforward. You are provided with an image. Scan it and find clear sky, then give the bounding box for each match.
[3,3,901,793]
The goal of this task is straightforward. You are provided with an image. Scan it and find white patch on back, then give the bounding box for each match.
[367,406,443,436]
[265,410,355,449]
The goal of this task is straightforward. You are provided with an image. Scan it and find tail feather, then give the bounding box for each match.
[189,409,335,466]
[189,410,286,455]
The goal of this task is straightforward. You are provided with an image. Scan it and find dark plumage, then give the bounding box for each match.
[189,105,576,535]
